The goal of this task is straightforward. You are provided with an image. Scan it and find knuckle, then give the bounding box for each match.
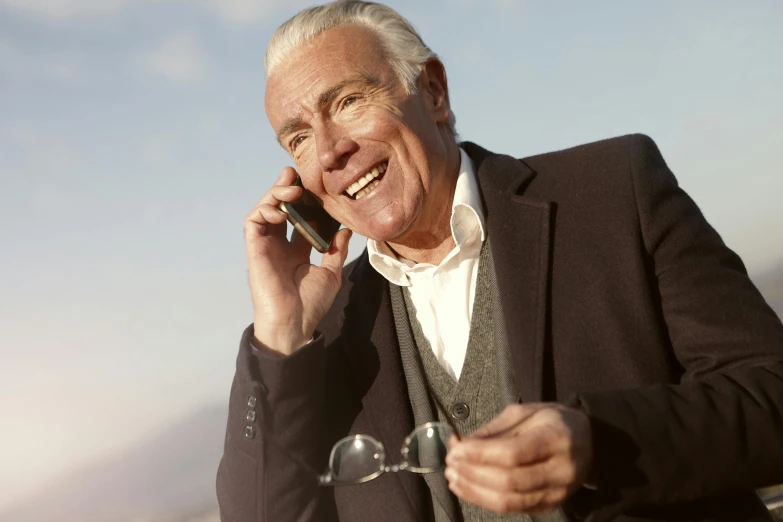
[561,461,578,484]
[507,445,526,465]
[505,403,525,416]
[495,497,517,514]
[499,473,517,492]
[543,487,568,506]
[527,470,545,490]
[521,490,547,510]
[529,434,550,460]
[554,428,572,453]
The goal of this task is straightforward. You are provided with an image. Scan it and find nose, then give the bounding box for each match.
[316,125,358,171]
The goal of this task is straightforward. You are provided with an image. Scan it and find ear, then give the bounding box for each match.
[419,59,451,125]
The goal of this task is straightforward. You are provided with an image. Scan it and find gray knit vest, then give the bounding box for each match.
[389,238,568,522]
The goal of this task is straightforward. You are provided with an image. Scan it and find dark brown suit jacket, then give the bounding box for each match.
[217,135,783,522]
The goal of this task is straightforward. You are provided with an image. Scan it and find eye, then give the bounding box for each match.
[343,95,359,108]
[290,134,307,151]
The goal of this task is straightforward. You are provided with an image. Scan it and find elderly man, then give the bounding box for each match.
[217,1,783,521]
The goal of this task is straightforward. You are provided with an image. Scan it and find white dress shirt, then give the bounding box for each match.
[368,148,486,380]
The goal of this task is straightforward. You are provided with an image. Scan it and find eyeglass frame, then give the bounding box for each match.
[318,420,455,486]
[251,416,461,488]
[249,372,462,487]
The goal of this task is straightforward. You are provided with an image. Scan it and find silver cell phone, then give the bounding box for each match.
[279,177,342,253]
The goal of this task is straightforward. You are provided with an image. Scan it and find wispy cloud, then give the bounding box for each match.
[198,0,274,24]
[0,37,86,85]
[0,0,312,24]
[141,30,209,83]
[1,124,89,214]
[0,0,131,20]
[3,124,87,176]
[494,0,527,11]
[205,0,316,23]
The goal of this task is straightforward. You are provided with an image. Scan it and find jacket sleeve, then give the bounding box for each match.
[569,134,783,520]
[216,325,339,522]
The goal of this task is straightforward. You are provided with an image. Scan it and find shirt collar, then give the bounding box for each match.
[367,147,486,286]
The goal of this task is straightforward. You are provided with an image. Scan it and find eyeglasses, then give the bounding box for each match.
[319,421,455,486]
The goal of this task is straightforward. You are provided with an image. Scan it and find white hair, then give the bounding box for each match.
[265,0,457,137]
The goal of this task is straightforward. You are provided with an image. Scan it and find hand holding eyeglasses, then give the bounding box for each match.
[320,422,456,485]
[444,403,594,515]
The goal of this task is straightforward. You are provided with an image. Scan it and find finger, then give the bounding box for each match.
[260,184,303,208]
[470,403,544,439]
[321,228,353,275]
[290,228,315,258]
[274,166,298,186]
[447,456,576,494]
[248,168,301,210]
[245,183,303,241]
[447,476,563,515]
[257,203,289,225]
[448,427,555,468]
[244,203,287,240]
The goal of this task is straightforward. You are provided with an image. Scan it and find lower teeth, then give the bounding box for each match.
[355,177,382,200]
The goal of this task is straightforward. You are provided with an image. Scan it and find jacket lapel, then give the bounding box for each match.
[464,142,553,404]
[338,256,429,521]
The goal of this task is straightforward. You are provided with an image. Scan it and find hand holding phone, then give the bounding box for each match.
[279,176,342,253]
[243,167,352,355]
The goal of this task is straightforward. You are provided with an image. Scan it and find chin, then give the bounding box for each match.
[359,215,411,244]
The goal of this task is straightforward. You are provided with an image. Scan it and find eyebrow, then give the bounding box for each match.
[275,73,381,147]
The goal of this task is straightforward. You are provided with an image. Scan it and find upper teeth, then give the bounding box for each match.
[346,163,387,197]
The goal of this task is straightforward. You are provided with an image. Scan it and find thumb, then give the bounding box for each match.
[470,403,543,439]
[321,228,353,275]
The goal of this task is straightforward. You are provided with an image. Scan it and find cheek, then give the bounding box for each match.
[295,153,326,192]
[344,104,405,138]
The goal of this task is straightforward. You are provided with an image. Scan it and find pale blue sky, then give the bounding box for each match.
[1,0,781,509]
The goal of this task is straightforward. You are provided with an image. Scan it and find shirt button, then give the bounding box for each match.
[247,396,257,408]
[246,410,257,423]
[244,425,255,439]
[451,402,470,420]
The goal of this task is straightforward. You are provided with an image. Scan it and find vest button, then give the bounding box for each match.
[450,402,470,420]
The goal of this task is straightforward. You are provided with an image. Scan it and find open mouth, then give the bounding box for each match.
[345,162,388,200]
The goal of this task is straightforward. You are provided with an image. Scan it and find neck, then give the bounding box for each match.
[385,141,461,265]
[387,233,456,266]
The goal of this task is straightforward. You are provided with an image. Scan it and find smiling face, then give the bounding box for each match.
[265,24,459,248]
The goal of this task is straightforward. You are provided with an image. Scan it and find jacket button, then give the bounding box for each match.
[247,395,257,408]
[246,410,256,423]
[244,426,255,439]
[451,402,470,420]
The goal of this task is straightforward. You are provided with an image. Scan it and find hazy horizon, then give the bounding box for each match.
[2,0,782,511]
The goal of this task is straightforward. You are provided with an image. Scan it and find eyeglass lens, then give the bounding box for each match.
[402,423,452,472]
[327,422,453,484]
[331,435,385,483]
